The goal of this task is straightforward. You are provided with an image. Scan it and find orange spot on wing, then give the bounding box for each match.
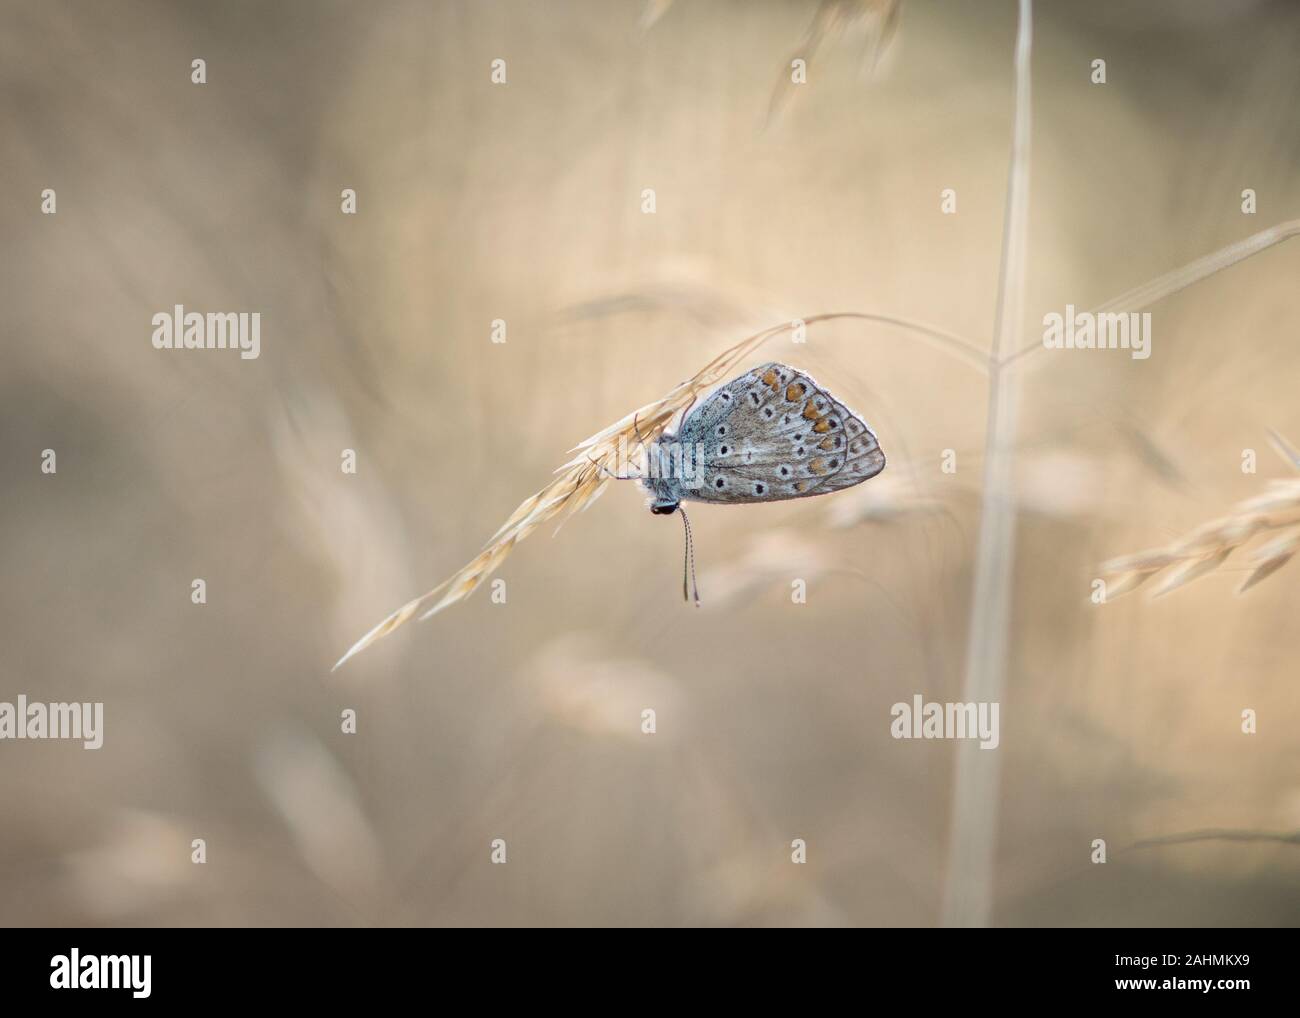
[795,481,808,492]
[786,383,805,401]
[802,401,822,421]
[762,369,779,390]
[809,457,828,475]
[818,437,835,450]
[813,419,831,433]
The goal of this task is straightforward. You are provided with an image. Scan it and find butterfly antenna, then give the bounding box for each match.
[679,506,701,606]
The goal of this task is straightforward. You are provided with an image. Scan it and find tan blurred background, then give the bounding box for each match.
[2,0,1298,926]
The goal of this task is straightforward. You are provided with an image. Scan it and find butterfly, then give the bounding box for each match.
[618,361,886,603]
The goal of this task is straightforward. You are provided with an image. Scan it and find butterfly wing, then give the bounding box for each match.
[676,362,885,504]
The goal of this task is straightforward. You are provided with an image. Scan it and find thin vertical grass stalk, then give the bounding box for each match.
[940,0,1033,929]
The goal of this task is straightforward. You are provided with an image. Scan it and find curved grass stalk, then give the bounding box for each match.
[1003,219,1300,368]
[331,310,984,671]
[1128,827,1300,850]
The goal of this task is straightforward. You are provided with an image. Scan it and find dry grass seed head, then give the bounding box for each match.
[1101,458,1300,600]
[331,319,799,670]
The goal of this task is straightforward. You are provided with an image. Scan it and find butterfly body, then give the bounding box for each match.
[641,361,886,514]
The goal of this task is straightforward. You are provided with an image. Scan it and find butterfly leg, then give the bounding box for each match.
[632,413,650,462]
[586,451,638,482]
[677,392,698,428]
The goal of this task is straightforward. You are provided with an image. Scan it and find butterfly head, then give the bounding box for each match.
[639,450,698,604]
[644,476,681,515]
[640,438,687,515]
